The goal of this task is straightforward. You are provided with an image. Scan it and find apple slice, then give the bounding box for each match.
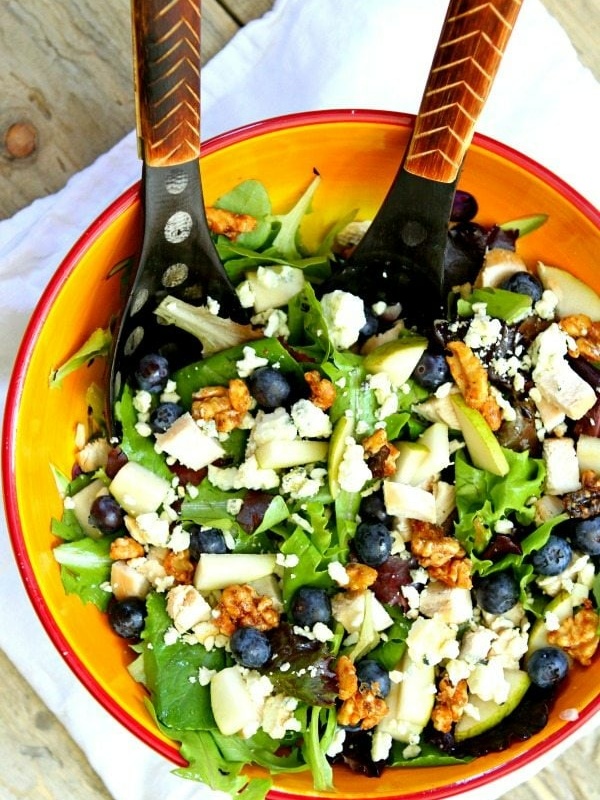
[527,590,580,655]
[537,262,600,320]
[210,666,258,735]
[71,478,107,539]
[254,439,328,470]
[378,650,436,742]
[328,414,354,498]
[383,481,437,522]
[392,441,429,485]
[194,553,277,592]
[577,434,600,473]
[454,669,531,741]
[363,336,427,388]
[450,395,509,476]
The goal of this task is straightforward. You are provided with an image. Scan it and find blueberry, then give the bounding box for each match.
[527,646,569,689]
[247,367,291,408]
[135,354,170,393]
[412,351,451,392]
[230,626,272,669]
[359,307,379,338]
[354,522,392,567]
[531,535,572,575]
[360,493,391,526]
[108,596,147,639]
[188,526,228,560]
[451,190,478,223]
[571,517,600,556]
[150,402,184,433]
[89,495,124,534]
[500,272,544,303]
[474,571,519,614]
[355,659,391,697]
[290,586,332,628]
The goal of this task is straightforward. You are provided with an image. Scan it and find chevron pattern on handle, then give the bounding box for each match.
[133,0,201,167]
[405,0,522,183]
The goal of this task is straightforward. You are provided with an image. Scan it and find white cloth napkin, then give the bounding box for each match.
[1,1,599,799]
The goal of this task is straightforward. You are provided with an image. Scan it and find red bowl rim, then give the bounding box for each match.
[3,108,600,800]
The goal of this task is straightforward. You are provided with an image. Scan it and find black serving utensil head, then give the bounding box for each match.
[325,0,523,327]
[108,0,247,426]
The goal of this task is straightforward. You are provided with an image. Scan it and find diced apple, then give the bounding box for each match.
[154,412,225,471]
[450,395,509,476]
[71,478,107,538]
[415,422,451,482]
[194,553,277,592]
[254,439,328,470]
[537,262,600,321]
[577,434,600,473]
[363,336,428,388]
[454,669,530,741]
[210,666,258,735]
[110,560,151,601]
[246,265,305,313]
[377,651,436,742]
[109,461,171,516]
[527,591,580,655]
[383,481,437,522]
[434,480,456,525]
[331,589,393,634]
[392,441,428,485]
[328,414,354,498]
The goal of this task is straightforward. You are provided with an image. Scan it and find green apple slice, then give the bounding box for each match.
[378,651,436,742]
[363,336,428,387]
[328,413,354,498]
[527,590,577,655]
[454,669,531,741]
[392,441,429,485]
[537,262,600,321]
[71,478,107,539]
[254,439,328,470]
[194,553,277,592]
[450,395,509,476]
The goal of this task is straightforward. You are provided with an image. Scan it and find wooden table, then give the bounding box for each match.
[1,1,599,799]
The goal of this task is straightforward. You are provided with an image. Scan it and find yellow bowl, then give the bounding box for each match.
[4,110,600,799]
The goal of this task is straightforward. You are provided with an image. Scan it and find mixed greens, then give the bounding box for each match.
[51,175,600,799]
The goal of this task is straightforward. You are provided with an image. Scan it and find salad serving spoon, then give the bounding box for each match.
[324,0,523,323]
[108,0,247,422]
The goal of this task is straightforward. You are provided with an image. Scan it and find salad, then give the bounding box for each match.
[51,174,600,799]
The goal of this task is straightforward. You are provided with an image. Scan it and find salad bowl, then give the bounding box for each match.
[4,109,600,800]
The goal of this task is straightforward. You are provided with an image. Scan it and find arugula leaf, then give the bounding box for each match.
[142,593,226,730]
[53,536,114,608]
[270,173,321,261]
[49,327,111,387]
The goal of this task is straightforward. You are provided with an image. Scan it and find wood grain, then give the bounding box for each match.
[1,1,600,799]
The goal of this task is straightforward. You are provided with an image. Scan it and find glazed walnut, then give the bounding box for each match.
[335,655,388,730]
[109,536,145,561]
[205,206,257,240]
[362,428,400,479]
[163,550,195,585]
[191,379,252,433]
[548,603,600,666]
[410,520,472,589]
[446,341,502,431]
[214,584,280,636]
[345,563,378,591]
[304,370,336,410]
[431,674,469,733]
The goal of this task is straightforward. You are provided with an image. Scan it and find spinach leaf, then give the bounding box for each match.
[115,385,172,481]
[142,593,226,730]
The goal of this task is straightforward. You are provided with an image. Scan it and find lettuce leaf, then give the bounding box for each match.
[53,536,114,608]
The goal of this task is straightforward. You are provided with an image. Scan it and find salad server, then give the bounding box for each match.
[109,0,247,421]
[325,0,523,322]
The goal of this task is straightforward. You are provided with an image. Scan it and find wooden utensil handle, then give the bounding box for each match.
[405,0,522,183]
[132,0,201,167]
